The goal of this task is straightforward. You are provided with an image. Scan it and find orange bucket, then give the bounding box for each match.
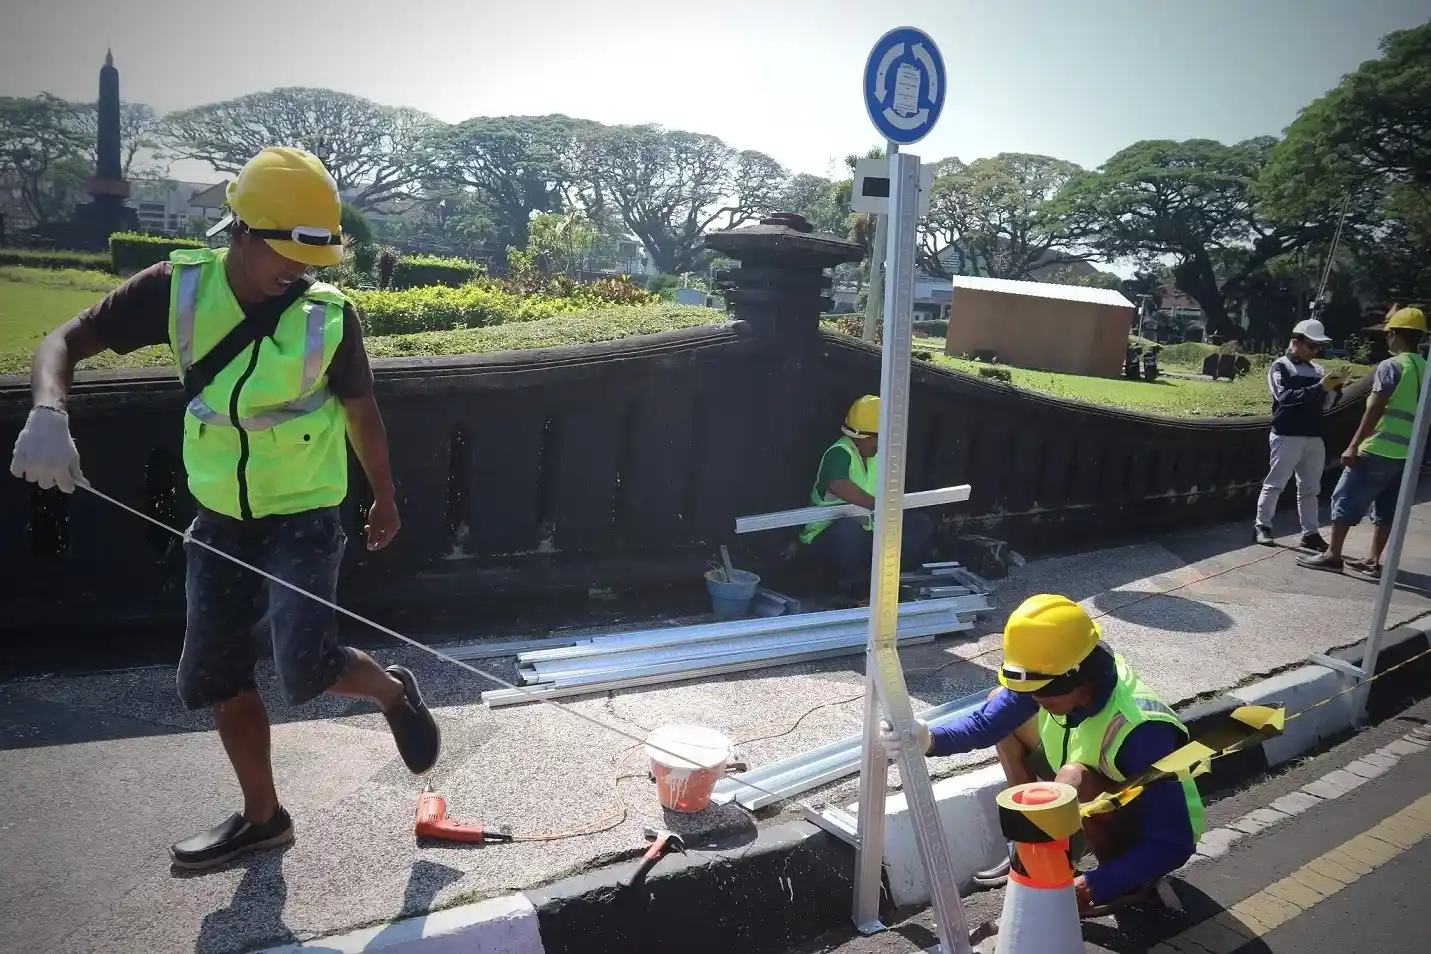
[644,724,734,813]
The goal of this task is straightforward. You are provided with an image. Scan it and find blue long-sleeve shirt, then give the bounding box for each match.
[929,672,1196,902]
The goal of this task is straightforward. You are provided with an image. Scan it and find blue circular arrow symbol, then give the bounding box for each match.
[863,27,947,145]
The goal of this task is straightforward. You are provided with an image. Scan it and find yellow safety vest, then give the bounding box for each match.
[167,247,349,520]
[799,436,878,544]
[1361,352,1426,460]
[1038,654,1205,839]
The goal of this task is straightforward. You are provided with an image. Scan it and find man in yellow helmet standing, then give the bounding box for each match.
[9,147,440,871]
[882,594,1203,913]
[1300,305,1426,575]
[798,395,934,598]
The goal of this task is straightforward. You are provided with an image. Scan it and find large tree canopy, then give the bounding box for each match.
[0,93,91,223]
[1261,21,1431,221]
[1048,138,1334,337]
[577,124,737,274]
[436,114,587,253]
[920,152,1087,279]
[160,88,441,210]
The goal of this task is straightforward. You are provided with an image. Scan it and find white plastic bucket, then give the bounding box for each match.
[644,724,734,813]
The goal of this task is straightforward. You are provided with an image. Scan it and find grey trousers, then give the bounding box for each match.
[1255,433,1326,535]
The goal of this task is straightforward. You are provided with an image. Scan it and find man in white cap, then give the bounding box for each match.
[1253,317,1344,548]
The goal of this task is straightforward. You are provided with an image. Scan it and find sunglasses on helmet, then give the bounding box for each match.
[243,224,343,247]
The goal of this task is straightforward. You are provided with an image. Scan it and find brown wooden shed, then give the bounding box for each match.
[943,275,1135,378]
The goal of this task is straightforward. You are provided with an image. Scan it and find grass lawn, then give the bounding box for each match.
[0,267,726,376]
[911,334,1372,418]
[0,266,1365,419]
[0,269,115,362]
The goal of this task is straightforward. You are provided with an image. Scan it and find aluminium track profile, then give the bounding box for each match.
[480,634,937,707]
[521,616,970,685]
[710,686,991,810]
[734,484,972,534]
[520,596,986,663]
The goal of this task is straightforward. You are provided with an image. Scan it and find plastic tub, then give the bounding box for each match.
[705,568,761,619]
[645,724,734,813]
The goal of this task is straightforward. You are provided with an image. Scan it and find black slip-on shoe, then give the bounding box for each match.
[1300,532,1330,553]
[384,665,441,775]
[169,806,293,872]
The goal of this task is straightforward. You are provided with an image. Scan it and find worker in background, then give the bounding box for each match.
[1254,317,1343,550]
[9,147,440,871]
[798,395,934,598]
[882,594,1202,914]
[1300,305,1427,575]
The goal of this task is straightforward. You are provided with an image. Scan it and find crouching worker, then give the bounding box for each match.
[881,594,1203,913]
[798,395,934,598]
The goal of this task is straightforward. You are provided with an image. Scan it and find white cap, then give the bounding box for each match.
[1292,318,1332,344]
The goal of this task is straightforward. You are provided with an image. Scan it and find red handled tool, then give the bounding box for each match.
[414,784,513,844]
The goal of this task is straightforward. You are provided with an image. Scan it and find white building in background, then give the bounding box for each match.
[125,179,228,235]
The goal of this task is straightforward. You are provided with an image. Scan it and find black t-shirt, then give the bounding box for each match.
[79,261,374,399]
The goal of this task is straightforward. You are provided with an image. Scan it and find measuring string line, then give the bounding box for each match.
[72,481,812,822]
[75,482,1399,836]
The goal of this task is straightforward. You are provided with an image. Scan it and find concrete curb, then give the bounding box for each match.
[259,618,1431,953]
[878,617,1431,907]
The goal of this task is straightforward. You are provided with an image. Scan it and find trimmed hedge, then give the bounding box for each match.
[391,254,483,290]
[349,283,572,335]
[109,232,206,274]
[0,248,114,272]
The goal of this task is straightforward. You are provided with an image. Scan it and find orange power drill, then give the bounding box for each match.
[414,784,514,844]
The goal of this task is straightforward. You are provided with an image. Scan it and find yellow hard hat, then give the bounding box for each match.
[1387,307,1427,333]
[842,395,880,437]
[218,147,344,267]
[998,594,1101,693]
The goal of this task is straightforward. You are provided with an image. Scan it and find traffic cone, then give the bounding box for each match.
[993,781,1084,954]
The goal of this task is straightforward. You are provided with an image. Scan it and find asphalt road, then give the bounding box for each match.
[790,694,1431,954]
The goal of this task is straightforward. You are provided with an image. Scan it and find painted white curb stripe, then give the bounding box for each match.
[257,893,543,954]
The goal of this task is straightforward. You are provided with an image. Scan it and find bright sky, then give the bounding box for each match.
[2,0,1427,185]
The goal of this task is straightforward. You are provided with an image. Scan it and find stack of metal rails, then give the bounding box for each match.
[478,588,992,708]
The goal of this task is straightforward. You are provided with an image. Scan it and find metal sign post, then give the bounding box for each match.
[853,26,968,954]
[1351,350,1431,724]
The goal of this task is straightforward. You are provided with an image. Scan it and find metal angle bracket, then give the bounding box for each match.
[802,804,860,847]
[1306,653,1366,679]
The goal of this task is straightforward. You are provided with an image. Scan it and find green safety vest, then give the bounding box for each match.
[166,247,349,520]
[1360,352,1426,460]
[1037,653,1205,840]
[799,436,878,544]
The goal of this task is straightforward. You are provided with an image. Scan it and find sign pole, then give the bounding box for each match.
[1352,352,1431,725]
[860,140,898,343]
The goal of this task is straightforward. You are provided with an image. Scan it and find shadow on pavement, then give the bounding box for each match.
[192,852,296,954]
[1088,591,1235,633]
[1080,877,1273,953]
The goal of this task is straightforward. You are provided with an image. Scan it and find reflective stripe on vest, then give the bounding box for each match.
[799,437,878,544]
[1361,353,1426,459]
[167,249,349,520]
[174,268,331,427]
[1037,654,1205,840]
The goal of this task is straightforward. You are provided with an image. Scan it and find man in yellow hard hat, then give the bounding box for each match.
[10,147,440,871]
[798,394,934,597]
[882,594,1203,912]
[1300,304,1426,575]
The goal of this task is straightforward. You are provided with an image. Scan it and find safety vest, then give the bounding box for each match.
[1360,352,1426,460]
[167,248,349,520]
[1037,653,1205,840]
[799,436,878,544]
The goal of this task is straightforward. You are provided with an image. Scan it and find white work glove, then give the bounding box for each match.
[10,405,84,494]
[879,718,932,762]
